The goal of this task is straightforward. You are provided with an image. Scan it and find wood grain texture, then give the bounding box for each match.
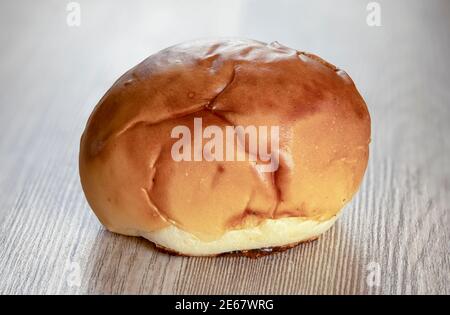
[0,0,449,295]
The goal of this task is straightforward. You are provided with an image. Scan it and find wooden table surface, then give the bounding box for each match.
[0,0,449,295]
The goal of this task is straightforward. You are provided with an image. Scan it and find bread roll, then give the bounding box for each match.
[79,39,370,256]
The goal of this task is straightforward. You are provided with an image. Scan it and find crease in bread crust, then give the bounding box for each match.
[106,63,292,232]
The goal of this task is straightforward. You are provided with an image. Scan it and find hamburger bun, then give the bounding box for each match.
[79,39,370,256]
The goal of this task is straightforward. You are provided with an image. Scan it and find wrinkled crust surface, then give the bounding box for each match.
[79,38,371,246]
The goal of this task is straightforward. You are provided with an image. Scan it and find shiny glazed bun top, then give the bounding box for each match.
[79,39,370,242]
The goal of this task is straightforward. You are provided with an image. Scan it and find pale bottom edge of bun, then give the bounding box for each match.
[140,214,340,256]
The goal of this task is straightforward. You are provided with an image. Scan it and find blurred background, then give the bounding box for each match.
[0,0,449,294]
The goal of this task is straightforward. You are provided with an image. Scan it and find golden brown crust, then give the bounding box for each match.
[79,38,371,247]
